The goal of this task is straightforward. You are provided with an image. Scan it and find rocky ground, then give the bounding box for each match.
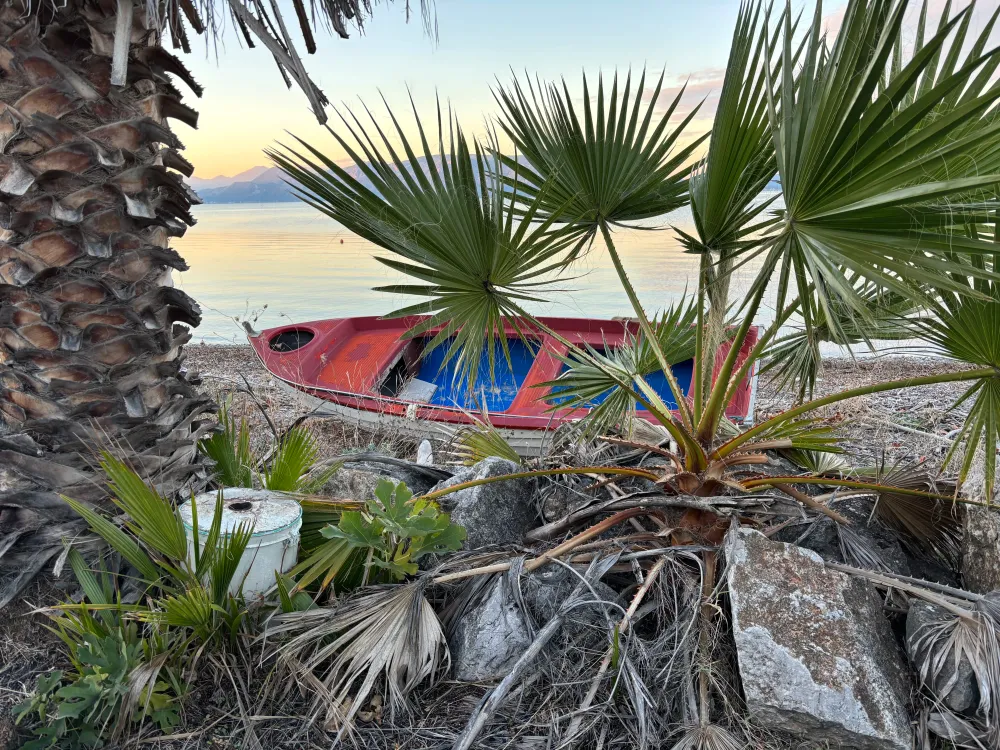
[1,346,997,749]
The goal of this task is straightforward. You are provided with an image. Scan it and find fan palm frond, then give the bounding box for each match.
[752,0,1000,348]
[860,458,963,566]
[670,723,746,750]
[543,300,699,435]
[448,410,521,465]
[262,425,321,492]
[265,581,449,735]
[780,448,848,475]
[914,295,1000,498]
[270,97,579,393]
[908,594,1000,734]
[495,68,706,234]
[682,0,783,259]
[99,455,188,563]
[199,401,254,489]
[762,281,920,402]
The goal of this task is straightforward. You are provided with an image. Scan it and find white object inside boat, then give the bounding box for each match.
[397,377,438,403]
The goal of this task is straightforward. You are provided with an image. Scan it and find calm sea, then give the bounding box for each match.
[173,202,773,345]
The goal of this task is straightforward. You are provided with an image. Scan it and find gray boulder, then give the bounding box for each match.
[725,527,912,750]
[962,505,1000,594]
[320,465,388,501]
[320,454,453,500]
[431,457,538,549]
[449,574,533,682]
[906,600,977,714]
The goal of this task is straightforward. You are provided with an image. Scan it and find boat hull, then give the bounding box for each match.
[247,315,759,457]
[271,377,556,456]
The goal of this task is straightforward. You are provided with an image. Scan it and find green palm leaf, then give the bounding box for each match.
[199,401,253,488]
[99,455,188,563]
[543,299,699,435]
[262,425,320,492]
[914,294,1000,497]
[753,0,1000,345]
[448,410,522,465]
[683,0,783,257]
[494,67,706,231]
[762,280,920,401]
[269,97,579,393]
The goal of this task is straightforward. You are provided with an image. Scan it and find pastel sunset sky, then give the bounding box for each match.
[177,0,988,178]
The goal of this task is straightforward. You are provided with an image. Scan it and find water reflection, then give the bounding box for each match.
[173,202,769,344]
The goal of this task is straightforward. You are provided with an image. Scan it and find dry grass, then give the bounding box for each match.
[0,580,68,749]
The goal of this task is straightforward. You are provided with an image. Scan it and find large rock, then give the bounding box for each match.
[771,497,911,576]
[449,565,617,682]
[725,527,912,750]
[962,505,1000,594]
[320,465,388,502]
[449,574,532,682]
[431,457,538,549]
[320,455,452,500]
[906,601,977,714]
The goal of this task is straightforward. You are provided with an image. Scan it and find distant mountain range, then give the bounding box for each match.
[191,163,784,204]
[191,166,298,204]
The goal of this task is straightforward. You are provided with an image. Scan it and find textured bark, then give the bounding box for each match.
[0,0,213,590]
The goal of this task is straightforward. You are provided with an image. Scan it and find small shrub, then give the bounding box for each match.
[14,627,184,749]
[18,455,259,746]
[198,400,338,492]
[291,478,466,590]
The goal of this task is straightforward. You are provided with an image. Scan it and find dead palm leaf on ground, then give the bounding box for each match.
[264,580,449,737]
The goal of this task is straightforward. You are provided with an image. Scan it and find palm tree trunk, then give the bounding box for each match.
[0,1,212,599]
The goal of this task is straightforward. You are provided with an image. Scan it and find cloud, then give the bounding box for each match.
[642,67,727,124]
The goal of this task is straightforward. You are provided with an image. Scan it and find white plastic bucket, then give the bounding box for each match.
[178,488,302,597]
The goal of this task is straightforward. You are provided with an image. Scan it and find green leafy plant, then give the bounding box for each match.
[19,455,260,746]
[14,628,183,749]
[198,400,254,488]
[291,479,465,591]
[199,400,337,492]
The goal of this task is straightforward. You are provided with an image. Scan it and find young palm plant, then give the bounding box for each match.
[275,0,1000,521]
[274,0,1000,742]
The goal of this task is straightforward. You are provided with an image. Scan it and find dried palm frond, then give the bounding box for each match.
[264,579,449,736]
[670,723,746,750]
[837,525,893,573]
[909,594,1000,739]
[866,460,961,566]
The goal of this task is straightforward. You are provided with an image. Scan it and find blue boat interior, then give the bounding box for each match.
[414,337,537,411]
[412,337,694,412]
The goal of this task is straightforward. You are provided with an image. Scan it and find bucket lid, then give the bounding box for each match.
[179,488,302,537]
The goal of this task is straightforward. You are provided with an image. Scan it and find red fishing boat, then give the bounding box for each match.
[247,316,760,456]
